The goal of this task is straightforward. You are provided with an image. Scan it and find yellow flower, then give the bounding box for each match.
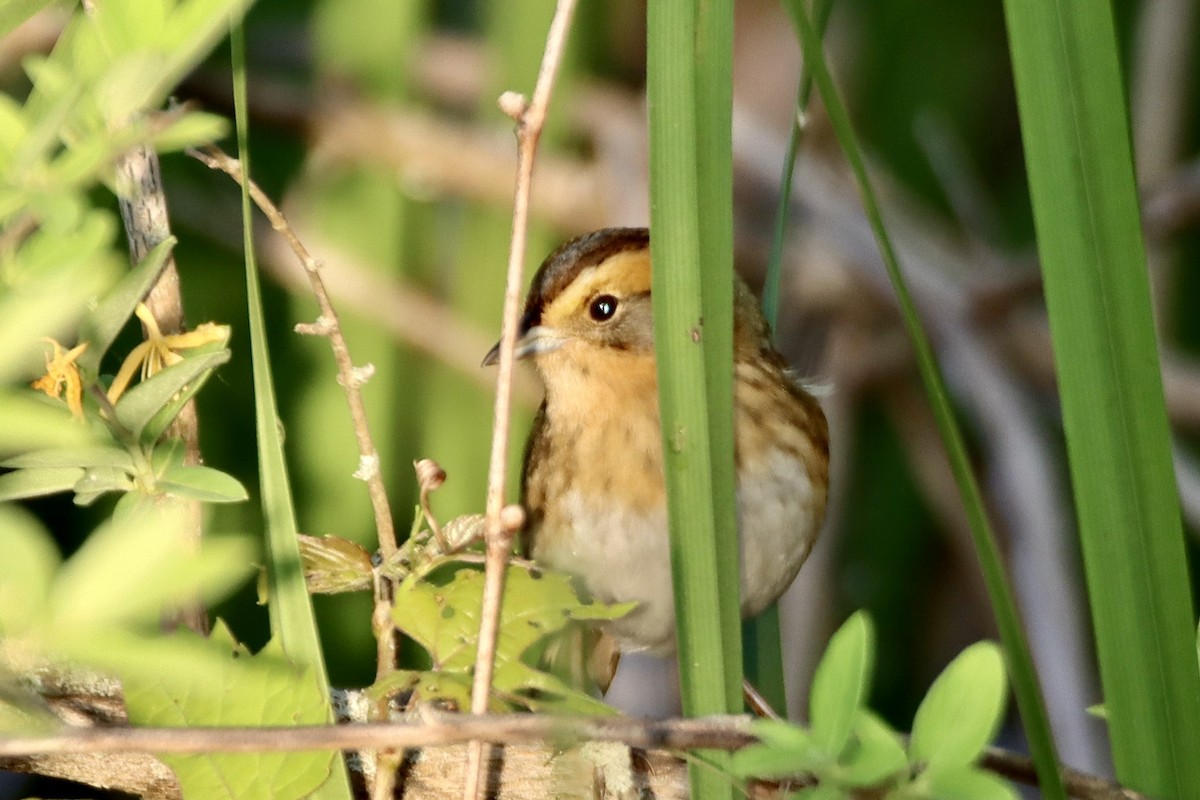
[106,304,228,404]
[31,339,90,421]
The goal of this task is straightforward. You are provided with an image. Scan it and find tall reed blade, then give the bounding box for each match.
[786,2,1067,796]
[1001,1,1200,794]
[647,0,742,797]
[231,24,354,799]
[749,0,838,716]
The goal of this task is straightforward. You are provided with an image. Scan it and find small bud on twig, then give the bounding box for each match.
[498,91,529,121]
[415,458,449,551]
[349,363,376,387]
[415,459,447,494]
[353,453,380,481]
[499,504,526,535]
[295,316,335,337]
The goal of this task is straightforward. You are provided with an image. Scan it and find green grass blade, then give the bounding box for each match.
[231,23,354,799]
[692,0,741,712]
[762,0,835,329]
[647,0,741,797]
[749,0,837,717]
[786,4,1066,797]
[1000,2,1200,794]
[741,605,786,716]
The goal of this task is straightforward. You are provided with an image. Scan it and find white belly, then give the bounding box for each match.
[534,448,820,655]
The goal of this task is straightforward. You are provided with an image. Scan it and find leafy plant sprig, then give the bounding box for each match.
[299,488,633,716]
[732,612,1016,800]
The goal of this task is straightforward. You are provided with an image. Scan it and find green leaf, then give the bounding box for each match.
[0,257,112,385]
[910,642,1007,774]
[297,534,373,594]
[0,0,59,41]
[0,466,85,501]
[0,504,61,636]
[71,465,135,503]
[495,661,616,715]
[76,237,176,376]
[369,669,473,712]
[95,52,168,124]
[391,565,627,712]
[159,464,249,503]
[730,719,825,779]
[0,392,94,457]
[112,349,230,440]
[809,611,874,756]
[111,487,150,520]
[150,437,186,476]
[2,444,134,471]
[150,110,229,153]
[122,622,333,800]
[141,345,231,443]
[48,505,253,630]
[836,712,906,788]
[922,765,1019,800]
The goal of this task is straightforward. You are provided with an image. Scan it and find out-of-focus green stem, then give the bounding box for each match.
[785,2,1066,797]
[749,0,838,718]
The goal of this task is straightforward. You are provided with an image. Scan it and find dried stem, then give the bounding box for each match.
[462,2,579,798]
[2,674,1146,800]
[188,145,401,794]
[114,144,207,635]
[190,146,397,561]
[0,714,753,757]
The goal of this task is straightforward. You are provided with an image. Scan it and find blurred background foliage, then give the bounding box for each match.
[5,0,1198,783]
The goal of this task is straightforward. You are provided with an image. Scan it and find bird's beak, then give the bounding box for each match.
[481,326,564,367]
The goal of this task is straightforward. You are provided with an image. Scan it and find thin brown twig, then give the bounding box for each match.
[7,669,1142,800]
[189,146,398,567]
[188,145,401,796]
[0,714,754,756]
[981,748,1148,800]
[0,709,1148,800]
[462,2,579,798]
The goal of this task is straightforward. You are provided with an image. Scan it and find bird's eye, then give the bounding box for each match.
[588,294,618,322]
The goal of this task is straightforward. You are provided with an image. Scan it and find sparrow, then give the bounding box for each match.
[485,227,829,663]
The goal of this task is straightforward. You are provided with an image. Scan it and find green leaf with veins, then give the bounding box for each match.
[298,534,373,594]
[123,621,333,800]
[389,564,630,712]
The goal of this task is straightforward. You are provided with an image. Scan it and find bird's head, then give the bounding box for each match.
[483,228,656,371]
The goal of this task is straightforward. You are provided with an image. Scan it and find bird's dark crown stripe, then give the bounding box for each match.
[520,227,650,334]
